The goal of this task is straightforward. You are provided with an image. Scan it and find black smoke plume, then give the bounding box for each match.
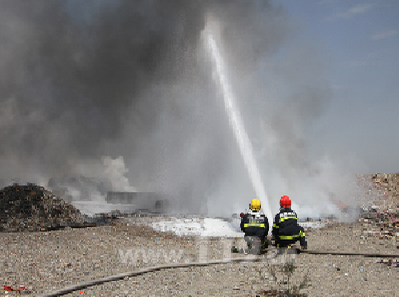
[1,0,348,217]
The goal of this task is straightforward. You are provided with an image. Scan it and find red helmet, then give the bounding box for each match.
[280,195,291,208]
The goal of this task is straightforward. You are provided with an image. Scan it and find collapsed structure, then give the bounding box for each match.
[106,191,169,213]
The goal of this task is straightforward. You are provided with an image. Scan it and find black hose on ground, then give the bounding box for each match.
[299,249,399,258]
[39,256,264,297]
[39,250,399,297]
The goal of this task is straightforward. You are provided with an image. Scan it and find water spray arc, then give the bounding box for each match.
[203,18,273,224]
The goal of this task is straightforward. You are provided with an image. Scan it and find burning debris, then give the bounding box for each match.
[0,183,90,232]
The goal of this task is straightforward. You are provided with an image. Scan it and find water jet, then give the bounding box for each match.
[202,16,273,225]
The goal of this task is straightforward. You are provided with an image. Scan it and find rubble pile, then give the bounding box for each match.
[0,183,87,232]
[358,216,397,242]
[356,173,398,213]
[356,173,398,245]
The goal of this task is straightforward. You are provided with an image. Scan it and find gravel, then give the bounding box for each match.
[61,255,397,297]
[1,217,398,297]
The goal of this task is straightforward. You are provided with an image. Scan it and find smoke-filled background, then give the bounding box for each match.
[1,0,396,218]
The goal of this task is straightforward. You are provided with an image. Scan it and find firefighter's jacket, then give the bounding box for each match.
[272,208,306,243]
[240,210,269,238]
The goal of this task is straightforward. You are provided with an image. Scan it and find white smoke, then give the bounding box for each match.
[101,156,136,192]
[44,155,135,205]
[0,1,371,222]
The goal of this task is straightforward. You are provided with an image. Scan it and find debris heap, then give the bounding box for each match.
[0,183,87,232]
[356,173,398,245]
[356,173,398,213]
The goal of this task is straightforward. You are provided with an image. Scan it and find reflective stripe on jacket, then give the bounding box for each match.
[240,210,269,237]
[272,208,305,240]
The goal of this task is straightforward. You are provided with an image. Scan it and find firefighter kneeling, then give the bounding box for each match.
[240,199,269,254]
[272,195,307,251]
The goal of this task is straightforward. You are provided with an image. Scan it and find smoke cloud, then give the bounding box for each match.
[0,0,359,219]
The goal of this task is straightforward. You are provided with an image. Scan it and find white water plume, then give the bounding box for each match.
[203,17,273,224]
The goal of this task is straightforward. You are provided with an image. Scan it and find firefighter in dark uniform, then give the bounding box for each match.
[272,195,307,250]
[240,199,269,253]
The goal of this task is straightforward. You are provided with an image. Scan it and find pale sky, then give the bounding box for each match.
[279,0,399,173]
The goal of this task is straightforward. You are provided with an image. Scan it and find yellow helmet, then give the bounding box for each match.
[250,199,261,211]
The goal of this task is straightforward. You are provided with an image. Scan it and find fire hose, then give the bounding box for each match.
[39,250,399,297]
[298,249,399,257]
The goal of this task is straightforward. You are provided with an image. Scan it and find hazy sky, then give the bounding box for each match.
[279,0,399,174]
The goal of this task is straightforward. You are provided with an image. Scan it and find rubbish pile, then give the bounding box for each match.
[357,173,398,213]
[0,183,87,232]
[356,173,398,245]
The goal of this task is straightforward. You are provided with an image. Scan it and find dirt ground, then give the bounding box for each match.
[1,218,398,296]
